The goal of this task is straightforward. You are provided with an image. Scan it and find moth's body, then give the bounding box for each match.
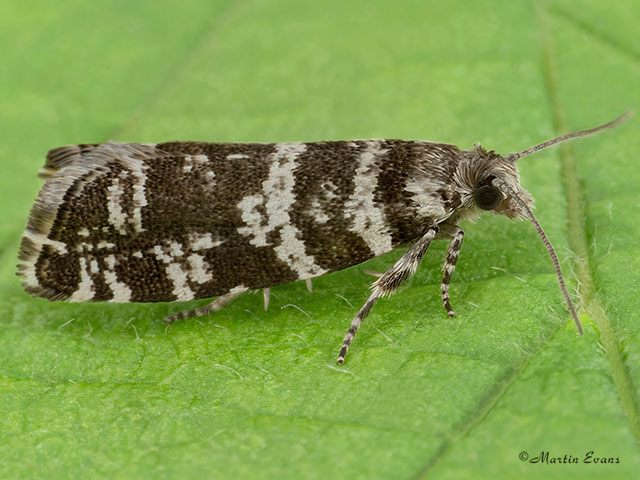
[20,140,518,303]
[18,114,626,362]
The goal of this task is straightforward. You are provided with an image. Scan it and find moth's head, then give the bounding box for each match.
[454,145,533,221]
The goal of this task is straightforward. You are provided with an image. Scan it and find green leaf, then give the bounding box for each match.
[1,1,639,478]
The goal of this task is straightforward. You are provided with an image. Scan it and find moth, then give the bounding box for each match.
[18,113,628,363]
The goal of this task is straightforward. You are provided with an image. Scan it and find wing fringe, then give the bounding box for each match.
[38,144,100,179]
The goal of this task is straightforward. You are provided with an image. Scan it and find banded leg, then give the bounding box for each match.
[337,226,439,364]
[164,287,248,323]
[441,227,464,317]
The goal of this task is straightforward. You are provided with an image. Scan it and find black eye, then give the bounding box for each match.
[474,185,502,210]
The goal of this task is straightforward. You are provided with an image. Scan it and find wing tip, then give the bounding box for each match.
[40,144,100,179]
[16,229,73,301]
[19,141,161,303]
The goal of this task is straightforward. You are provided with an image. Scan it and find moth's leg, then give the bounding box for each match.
[305,279,313,292]
[441,227,464,317]
[337,225,439,364]
[363,270,384,278]
[263,288,270,311]
[164,287,249,324]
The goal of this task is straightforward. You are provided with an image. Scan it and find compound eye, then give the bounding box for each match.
[474,185,502,210]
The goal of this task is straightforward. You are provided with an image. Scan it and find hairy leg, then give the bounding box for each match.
[164,287,248,323]
[337,226,439,364]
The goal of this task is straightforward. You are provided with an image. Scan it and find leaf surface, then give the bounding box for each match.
[1,1,639,478]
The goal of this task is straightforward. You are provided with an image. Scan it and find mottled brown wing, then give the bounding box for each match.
[18,140,456,303]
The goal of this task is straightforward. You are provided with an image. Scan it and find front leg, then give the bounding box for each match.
[337,225,439,364]
[441,227,464,317]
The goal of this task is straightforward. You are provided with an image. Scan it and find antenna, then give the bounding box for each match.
[506,111,632,163]
[492,178,584,334]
